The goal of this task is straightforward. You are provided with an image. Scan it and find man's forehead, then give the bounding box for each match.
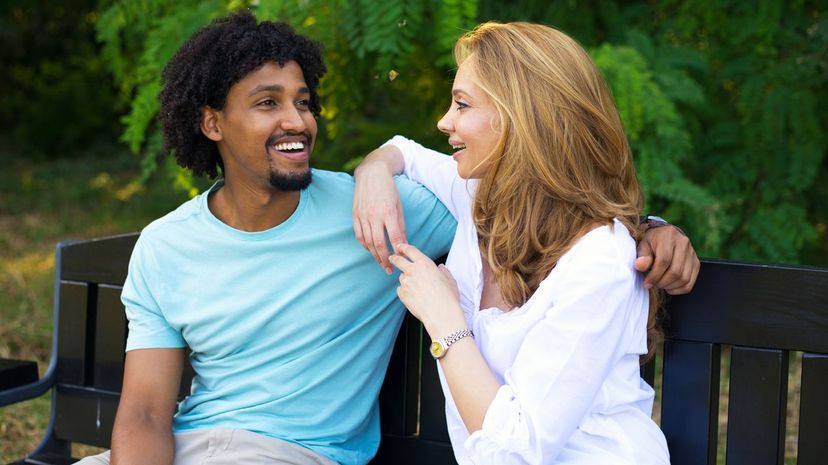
[234,61,309,92]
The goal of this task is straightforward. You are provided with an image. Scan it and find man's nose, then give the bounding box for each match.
[281,105,306,132]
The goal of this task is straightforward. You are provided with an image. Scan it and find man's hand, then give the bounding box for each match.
[635,225,700,295]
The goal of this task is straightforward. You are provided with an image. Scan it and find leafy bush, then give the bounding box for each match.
[0,0,124,158]
[90,0,827,265]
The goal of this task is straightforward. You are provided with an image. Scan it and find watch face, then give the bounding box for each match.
[430,341,445,358]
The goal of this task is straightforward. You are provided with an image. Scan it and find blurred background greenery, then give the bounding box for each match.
[1,0,826,462]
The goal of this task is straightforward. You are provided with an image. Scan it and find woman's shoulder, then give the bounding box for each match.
[552,219,638,279]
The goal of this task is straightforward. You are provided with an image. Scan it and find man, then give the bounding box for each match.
[78,11,697,465]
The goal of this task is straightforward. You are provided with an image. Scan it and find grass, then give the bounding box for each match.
[0,149,189,462]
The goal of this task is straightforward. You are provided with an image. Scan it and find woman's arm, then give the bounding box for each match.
[390,243,500,432]
[353,145,407,274]
[390,234,644,464]
[353,136,466,272]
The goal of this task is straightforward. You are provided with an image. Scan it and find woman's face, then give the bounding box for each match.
[437,59,501,179]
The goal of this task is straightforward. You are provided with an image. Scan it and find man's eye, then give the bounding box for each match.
[297,99,310,109]
[258,99,276,106]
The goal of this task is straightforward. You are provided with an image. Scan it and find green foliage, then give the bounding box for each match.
[96,0,227,174]
[90,0,826,265]
[0,0,123,157]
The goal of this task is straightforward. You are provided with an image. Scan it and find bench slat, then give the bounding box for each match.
[668,261,828,353]
[56,282,89,386]
[725,347,787,465]
[797,353,828,465]
[92,285,127,392]
[418,329,450,442]
[379,314,419,436]
[661,340,720,465]
[60,234,138,285]
[371,434,456,464]
[53,384,120,448]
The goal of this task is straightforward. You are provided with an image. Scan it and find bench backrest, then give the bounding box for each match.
[48,235,828,464]
[660,261,828,465]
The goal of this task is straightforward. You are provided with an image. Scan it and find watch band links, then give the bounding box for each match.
[430,328,474,359]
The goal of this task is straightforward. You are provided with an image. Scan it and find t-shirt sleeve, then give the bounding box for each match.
[383,135,472,219]
[462,235,643,464]
[121,234,186,351]
[394,175,457,260]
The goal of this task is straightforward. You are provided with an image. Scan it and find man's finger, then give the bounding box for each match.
[644,243,674,289]
[666,255,700,295]
[635,239,654,273]
[634,255,654,275]
[654,262,685,292]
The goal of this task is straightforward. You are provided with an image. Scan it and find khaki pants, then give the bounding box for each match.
[75,428,338,465]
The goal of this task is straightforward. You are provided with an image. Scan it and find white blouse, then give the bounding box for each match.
[384,136,670,465]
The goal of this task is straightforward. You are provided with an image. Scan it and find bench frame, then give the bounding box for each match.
[2,233,827,465]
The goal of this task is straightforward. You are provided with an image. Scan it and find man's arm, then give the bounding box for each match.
[111,348,185,465]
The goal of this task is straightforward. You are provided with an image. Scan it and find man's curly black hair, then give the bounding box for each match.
[158,10,326,178]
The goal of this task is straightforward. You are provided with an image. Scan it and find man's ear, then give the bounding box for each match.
[201,106,222,142]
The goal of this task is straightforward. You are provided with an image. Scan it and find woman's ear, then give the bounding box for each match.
[200,106,222,142]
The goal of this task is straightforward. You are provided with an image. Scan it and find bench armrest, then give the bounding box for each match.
[0,358,46,407]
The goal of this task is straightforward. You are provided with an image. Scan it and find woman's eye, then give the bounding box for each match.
[455,100,469,110]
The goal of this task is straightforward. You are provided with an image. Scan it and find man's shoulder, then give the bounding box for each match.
[393,175,441,208]
[309,168,354,191]
[308,168,354,201]
[140,193,203,239]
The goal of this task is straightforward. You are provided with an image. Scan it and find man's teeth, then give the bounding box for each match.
[273,141,305,151]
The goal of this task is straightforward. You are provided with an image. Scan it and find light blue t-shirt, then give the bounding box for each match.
[121,169,455,465]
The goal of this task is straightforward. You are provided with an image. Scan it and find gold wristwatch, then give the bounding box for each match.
[429,328,474,359]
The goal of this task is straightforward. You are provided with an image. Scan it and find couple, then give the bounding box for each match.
[79,11,696,465]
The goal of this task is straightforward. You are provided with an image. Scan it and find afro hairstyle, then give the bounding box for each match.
[158,10,326,178]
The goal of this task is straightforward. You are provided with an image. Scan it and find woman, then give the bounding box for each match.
[353,22,671,464]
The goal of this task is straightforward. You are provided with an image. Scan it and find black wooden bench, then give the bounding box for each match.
[1,233,827,465]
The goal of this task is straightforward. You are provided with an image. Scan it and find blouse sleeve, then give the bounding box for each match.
[463,234,645,464]
[382,135,472,219]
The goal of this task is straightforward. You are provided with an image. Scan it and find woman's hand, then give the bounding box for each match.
[389,243,466,337]
[353,145,407,274]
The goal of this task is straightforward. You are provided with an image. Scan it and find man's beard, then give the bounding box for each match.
[269,168,312,191]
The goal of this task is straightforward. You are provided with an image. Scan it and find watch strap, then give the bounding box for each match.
[431,328,474,359]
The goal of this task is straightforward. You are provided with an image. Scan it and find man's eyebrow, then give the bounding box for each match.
[248,84,311,96]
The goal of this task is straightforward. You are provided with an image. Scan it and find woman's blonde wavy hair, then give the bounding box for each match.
[456,22,663,358]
